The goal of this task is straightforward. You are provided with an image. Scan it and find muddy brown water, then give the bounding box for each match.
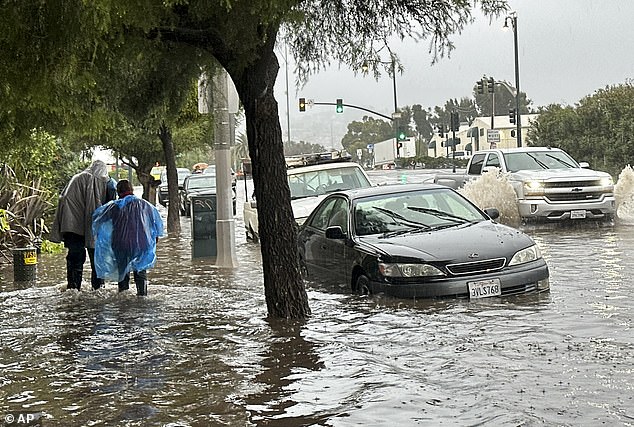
[1,170,633,426]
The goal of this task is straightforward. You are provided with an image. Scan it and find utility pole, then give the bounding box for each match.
[213,69,238,267]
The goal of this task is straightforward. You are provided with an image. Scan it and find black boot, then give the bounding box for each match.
[134,270,148,296]
[67,268,82,290]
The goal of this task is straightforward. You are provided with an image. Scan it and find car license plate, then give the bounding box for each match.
[468,278,501,299]
[570,210,586,219]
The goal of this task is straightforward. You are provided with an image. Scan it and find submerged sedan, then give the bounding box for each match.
[297,184,549,299]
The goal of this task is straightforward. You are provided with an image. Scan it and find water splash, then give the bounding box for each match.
[459,169,520,227]
[614,165,634,223]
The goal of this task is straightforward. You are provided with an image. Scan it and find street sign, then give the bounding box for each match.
[307,99,315,107]
[367,144,374,149]
[487,129,500,143]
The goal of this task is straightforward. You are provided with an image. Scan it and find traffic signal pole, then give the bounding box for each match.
[307,101,393,121]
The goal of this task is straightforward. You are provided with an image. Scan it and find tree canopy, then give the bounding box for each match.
[1,0,511,319]
[529,83,634,178]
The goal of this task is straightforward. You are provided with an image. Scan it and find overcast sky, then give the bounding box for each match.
[275,0,634,146]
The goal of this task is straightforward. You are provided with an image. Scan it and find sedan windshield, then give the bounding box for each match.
[354,188,485,236]
[288,167,371,199]
[187,176,216,190]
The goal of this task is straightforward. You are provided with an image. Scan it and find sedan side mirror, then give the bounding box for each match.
[483,208,500,220]
[325,226,346,239]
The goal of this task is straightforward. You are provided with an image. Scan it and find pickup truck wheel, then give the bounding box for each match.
[354,274,371,296]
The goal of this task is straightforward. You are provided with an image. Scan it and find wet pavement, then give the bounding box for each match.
[0,169,633,426]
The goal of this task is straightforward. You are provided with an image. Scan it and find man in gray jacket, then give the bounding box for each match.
[50,160,116,290]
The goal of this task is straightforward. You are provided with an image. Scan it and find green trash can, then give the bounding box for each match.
[191,193,217,259]
[13,247,37,282]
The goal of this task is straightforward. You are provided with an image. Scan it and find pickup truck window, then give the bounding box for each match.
[486,154,501,168]
[468,154,486,175]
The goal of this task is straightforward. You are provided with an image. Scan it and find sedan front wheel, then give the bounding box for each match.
[354,273,371,296]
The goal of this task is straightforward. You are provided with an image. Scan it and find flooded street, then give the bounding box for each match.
[1,169,633,426]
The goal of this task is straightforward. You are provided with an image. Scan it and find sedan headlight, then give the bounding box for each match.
[379,263,446,278]
[508,244,542,266]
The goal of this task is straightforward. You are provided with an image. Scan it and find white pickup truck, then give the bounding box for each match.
[243,154,373,241]
[432,147,615,221]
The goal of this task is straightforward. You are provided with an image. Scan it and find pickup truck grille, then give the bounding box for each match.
[446,258,506,276]
[546,192,605,202]
[543,179,603,188]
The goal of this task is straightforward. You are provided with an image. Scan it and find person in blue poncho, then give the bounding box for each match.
[92,180,164,296]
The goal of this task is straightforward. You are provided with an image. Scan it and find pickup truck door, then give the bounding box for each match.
[468,153,486,174]
[483,153,502,172]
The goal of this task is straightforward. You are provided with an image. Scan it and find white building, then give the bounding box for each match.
[428,113,540,157]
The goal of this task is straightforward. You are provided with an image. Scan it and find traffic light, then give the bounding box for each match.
[397,127,407,141]
[488,77,495,93]
[299,97,306,112]
[336,98,343,113]
[509,108,516,124]
[437,124,445,137]
[477,80,484,95]
[450,112,460,132]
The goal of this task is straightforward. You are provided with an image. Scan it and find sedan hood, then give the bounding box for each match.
[358,221,533,263]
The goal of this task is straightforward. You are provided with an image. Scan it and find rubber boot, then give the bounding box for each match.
[135,270,148,296]
[67,267,82,290]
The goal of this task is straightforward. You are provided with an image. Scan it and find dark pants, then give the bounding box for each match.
[118,270,147,296]
[115,251,147,295]
[64,233,104,290]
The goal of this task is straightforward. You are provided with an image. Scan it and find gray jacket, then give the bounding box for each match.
[50,161,114,248]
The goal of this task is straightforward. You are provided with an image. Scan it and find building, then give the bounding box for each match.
[427,113,539,157]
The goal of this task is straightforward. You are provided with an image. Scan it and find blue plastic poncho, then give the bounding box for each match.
[92,195,164,282]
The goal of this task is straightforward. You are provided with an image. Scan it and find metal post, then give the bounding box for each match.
[512,14,522,147]
[391,60,398,114]
[391,59,400,158]
[212,69,237,267]
[452,128,456,173]
[490,91,495,130]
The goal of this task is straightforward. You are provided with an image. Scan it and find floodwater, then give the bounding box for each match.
[1,169,633,426]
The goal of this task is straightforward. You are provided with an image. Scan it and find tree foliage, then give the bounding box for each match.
[528,83,634,177]
[1,0,512,319]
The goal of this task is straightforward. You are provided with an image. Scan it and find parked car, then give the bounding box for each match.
[243,157,373,242]
[158,167,191,207]
[297,184,550,299]
[203,165,237,190]
[179,173,236,217]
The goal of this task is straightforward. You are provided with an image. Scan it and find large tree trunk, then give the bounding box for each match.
[159,123,181,234]
[229,38,311,319]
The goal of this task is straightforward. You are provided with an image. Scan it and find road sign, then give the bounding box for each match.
[487,129,500,143]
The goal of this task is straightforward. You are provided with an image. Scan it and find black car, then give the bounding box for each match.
[297,184,549,299]
[158,167,191,207]
[179,173,236,217]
